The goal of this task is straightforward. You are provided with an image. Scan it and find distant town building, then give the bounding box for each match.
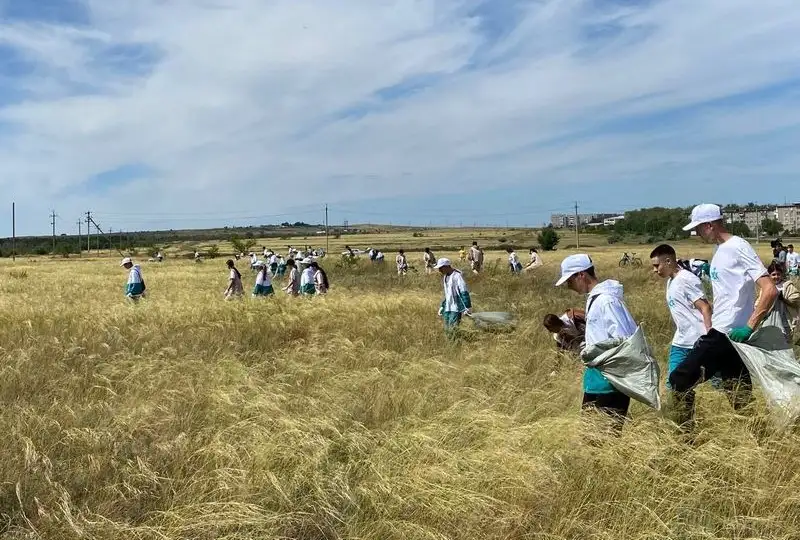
[603,215,626,226]
[776,204,800,233]
[549,213,618,228]
[723,208,776,233]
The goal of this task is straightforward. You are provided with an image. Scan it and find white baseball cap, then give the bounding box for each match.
[555,254,593,287]
[683,203,722,231]
[120,257,132,266]
[301,257,313,264]
[433,258,452,269]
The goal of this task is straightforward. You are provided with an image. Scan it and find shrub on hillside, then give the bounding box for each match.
[537,228,560,251]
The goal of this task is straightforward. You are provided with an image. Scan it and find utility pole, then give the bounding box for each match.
[325,204,329,256]
[86,211,92,253]
[574,201,580,249]
[11,202,15,262]
[50,210,57,253]
[77,219,82,256]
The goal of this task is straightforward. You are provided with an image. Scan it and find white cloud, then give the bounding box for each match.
[1,0,800,233]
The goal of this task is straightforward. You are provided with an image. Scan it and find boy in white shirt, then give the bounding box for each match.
[435,258,472,336]
[671,204,778,411]
[396,250,408,275]
[507,248,522,274]
[787,244,800,276]
[120,257,146,301]
[650,244,712,428]
[556,254,638,425]
[300,258,316,295]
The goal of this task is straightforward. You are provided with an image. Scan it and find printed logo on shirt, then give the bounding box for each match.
[667,297,676,308]
[709,267,720,281]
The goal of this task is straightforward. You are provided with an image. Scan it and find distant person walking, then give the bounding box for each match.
[670,204,778,411]
[224,259,244,300]
[120,257,146,301]
[300,259,316,295]
[459,246,467,262]
[507,248,522,274]
[556,254,638,425]
[468,241,484,274]
[435,258,472,335]
[787,244,800,277]
[253,262,274,297]
[283,259,299,296]
[277,256,287,277]
[650,244,712,428]
[396,250,409,275]
[269,252,279,276]
[424,248,437,274]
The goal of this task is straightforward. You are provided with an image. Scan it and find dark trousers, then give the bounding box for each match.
[668,329,753,413]
[582,391,630,431]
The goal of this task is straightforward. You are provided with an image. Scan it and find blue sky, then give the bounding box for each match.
[2,0,800,236]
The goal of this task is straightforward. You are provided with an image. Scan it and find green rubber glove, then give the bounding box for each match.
[728,326,753,343]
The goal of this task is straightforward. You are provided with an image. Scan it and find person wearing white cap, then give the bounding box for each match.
[556,253,637,422]
[300,258,316,295]
[435,258,472,334]
[668,203,778,411]
[120,257,146,301]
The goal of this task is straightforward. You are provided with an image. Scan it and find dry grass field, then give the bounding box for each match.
[1,232,799,539]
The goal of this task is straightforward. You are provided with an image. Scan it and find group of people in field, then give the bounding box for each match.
[120,245,330,302]
[545,204,799,429]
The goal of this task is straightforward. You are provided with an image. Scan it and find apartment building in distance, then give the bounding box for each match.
[550,213,619,228]
[777,203,800,233]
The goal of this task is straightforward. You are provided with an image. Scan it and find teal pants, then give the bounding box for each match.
[443,312,462,337]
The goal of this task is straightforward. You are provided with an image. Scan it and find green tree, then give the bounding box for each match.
[728,222,751,237]
[537,227,560,251]
[207,245,220,259]
[230,236,256,254]
[760,218,783,236]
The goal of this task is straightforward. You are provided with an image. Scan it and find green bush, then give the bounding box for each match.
[537,228,560,251]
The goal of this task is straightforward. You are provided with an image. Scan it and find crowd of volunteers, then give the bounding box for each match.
[118,204,800,430]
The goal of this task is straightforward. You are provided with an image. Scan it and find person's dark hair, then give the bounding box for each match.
[506,247,514,253]
[649,244,676,260]
[472,241,478,246]
[789,244,795,250]
[226,259,234,268]
[259,265,268,281]
[543,314,565,331]
[425,247,431,253]
[585,266,597,279]
[530,248,538,253]
[318,267,329,289]
[399,249,404,254]
[768,261,786,275]
[286,259,296,267]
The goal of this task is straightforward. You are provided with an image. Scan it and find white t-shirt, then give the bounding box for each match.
[255,270,271,287]
[508,252,520,266]
[667,269,707,348]
[787,251,800,269]
[301,267,315,286]
[710,236,768,333]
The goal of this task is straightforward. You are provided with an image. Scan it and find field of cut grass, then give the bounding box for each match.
[1,239,799,539]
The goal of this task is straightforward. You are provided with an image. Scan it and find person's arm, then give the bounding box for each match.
[783,281,800,307]
[693,298,713,333]
[455,274,472,313]
[747,275,778,330]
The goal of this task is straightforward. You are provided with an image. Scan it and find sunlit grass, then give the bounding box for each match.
[0,242,798,539]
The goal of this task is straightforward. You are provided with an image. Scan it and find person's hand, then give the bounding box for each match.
[438,307,444,318]
[728,326,753,343]
[463,308,472,316]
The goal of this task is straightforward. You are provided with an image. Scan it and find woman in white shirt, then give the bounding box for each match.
[310,262,329,294]
[300,259,316,295]
[524,248,543,272]
[224,259,244,300]
[396,250,408,275]
[252,262,274,297]
[283,259,300,296]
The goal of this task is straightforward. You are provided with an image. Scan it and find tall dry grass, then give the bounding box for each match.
[0,246,799,539]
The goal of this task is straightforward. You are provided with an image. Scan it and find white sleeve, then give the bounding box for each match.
[683,274,706,304]
[739,241,768,283]
[600,298,637,340]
